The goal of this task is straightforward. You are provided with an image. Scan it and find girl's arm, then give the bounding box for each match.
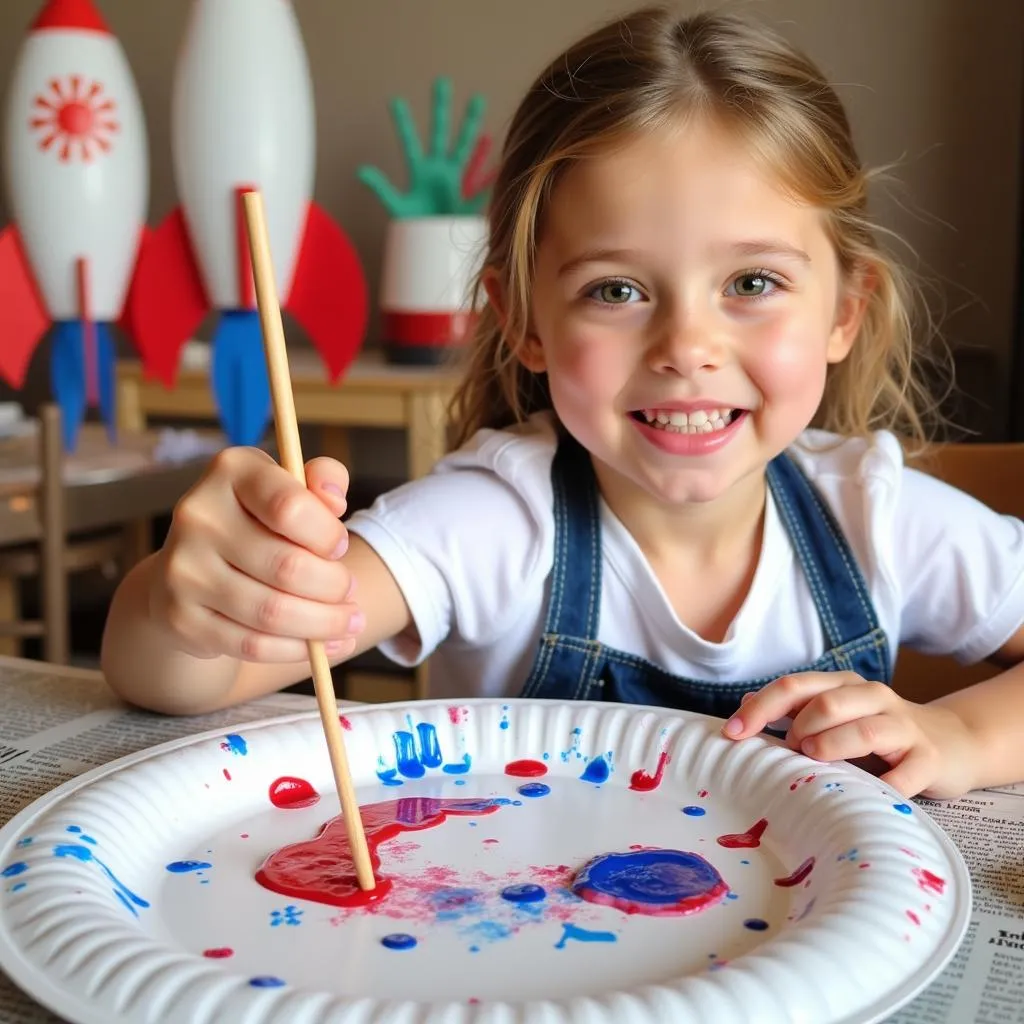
[929,625,1024,791]
[101,535,412,716]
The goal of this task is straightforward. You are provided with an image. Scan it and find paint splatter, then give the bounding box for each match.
[500,705,510,730]
[222,769,232,782]
[681,806,706,817]
[381,933,417,950]
[339,715,352,731]
[249,976,285,988]
[517,782,550,798]
[580,756,610,784]
[912,868,946,896]
[501,884,546,904]
[907,910,921,925]
[220,734,247,756]
[166,860,211,874]
[53,843,149,916]
[717,819,768,849]
[789,774,816,791]
[268,777,320,809]
[893,803,913,815]
[629,751,670,792]
[504,759,548,778]
[572,849,728,916]
[774,857,815,888]
[269,905,303,927]
[555,923,617,949]
[448,706,469,725]
[1,863,28,878]
[442,755,472,775]
[744,918,769,931]
[256,798,510,909]
[203,947,234,958]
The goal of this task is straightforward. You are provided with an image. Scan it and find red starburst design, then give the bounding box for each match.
[30,75,120,163]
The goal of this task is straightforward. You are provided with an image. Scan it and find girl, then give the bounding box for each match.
[101,6,1024,801]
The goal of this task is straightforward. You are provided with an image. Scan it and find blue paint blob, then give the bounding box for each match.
[431,887,483,921]
[416,723,443,768]
[222,734,247,756]
[66,825,82,833]
[542,752,550,761]
[381,933,417,950]
[893,803,913,815]
[682,806,706,816]
[166,860,212,874]
[10,882,26,892]
[53,844,150,914]
[726,893,739,900]
[744,918,769,930]
[15,838,32,848]
[1,863,28,878]
[377,767,403,787]
[454,779,467,786]
[501,883,546,904]
[555,922,617,949]
[580,756,610,784]
[572,849,727,913]
[442,754,472,775]
[393,731,426,778]
[740,859,750,865]
[249,976,286,988]
[517,782,550,798]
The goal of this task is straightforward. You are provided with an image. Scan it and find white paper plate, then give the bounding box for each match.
[0,698,971,1024]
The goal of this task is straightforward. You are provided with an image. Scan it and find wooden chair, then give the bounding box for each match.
[0,405,125,664]
[893,442,1024,702]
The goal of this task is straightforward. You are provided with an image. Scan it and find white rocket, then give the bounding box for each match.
[123,0,368,447]
[0,0,148,447]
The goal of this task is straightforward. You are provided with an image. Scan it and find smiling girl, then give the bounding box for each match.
[101,6,1024,800]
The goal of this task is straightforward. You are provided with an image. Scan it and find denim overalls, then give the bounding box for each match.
[519,432,891,719]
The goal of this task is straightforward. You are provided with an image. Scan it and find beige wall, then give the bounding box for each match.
[1,0,1022,440]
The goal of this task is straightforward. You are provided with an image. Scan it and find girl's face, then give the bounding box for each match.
[521,121,864,511]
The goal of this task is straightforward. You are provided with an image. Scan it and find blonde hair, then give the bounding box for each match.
[449,5,945,451]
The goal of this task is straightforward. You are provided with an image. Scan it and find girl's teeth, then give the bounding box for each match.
[643,408,735,434]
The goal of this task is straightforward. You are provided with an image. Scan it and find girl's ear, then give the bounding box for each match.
[826,266,874,364]
[482,268,547,373]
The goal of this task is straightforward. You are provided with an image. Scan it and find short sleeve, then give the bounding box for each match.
[344,427,556,666]
[891,467,1024,663]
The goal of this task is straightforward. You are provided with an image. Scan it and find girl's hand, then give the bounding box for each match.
[721,672,980,799]
[150,446,363,664]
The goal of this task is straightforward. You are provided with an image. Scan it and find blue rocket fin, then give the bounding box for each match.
[211,310,271,447]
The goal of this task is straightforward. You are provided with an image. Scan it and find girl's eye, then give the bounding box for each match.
[726,272,781,299]
[590,280,643,304]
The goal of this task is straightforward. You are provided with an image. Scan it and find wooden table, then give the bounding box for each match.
[115,347,462,480]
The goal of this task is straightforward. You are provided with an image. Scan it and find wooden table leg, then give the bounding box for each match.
[0,578,20,657]
[406,390,449,480]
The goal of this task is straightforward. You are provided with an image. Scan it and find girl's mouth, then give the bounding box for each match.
[630,408,741,435]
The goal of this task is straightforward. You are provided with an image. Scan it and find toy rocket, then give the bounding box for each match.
[0,0,148,448]
[122,0,368,447]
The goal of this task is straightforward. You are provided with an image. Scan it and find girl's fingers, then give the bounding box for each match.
[304,457,350,517]
[797,713,908,763]
[723,672,864,739]
[879,749,935,799]
[231,460,348,560]
[203,561,364,642]
[786,681,896,750]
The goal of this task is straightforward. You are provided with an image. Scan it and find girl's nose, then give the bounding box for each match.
[646,304,725,376]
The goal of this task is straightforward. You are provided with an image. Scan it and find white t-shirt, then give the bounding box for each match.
[346,413,1024,700]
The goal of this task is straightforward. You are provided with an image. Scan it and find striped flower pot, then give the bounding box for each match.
[379,215,487,365]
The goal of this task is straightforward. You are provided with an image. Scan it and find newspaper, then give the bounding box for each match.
[0,658,1021,1023]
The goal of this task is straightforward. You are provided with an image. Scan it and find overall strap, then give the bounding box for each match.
[766,452,882,651]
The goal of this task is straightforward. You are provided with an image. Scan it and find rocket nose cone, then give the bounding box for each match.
[31,0,111,34]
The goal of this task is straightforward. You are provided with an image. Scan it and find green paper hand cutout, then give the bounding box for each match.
[358,77,491,218]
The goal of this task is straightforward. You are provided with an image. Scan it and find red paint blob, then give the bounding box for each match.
[789,774,816,791]
[339,715,352,731]
[203,947,234,958]
[912,867,946,896]
[504,759,548,778]
[222,769,232,781]
[269,776,320,809]
[256,798,505,908]
[907,909,921,925]
[447,706,469,724]
[774,856,815,887]
[717,818,768,849]
[698,789,709,798]
[629,751,670,792]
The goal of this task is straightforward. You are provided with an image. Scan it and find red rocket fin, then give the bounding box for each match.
[120,209,209,386]
[284,201,368,381]
[0,226,50,389]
